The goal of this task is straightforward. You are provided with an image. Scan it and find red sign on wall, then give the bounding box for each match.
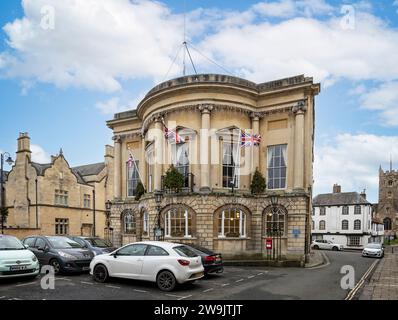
[265,238,272,250]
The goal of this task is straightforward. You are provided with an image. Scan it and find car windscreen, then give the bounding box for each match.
[173,245,199,258]
[47,236,83,249]
[0,236,25,250]
[86,238,111,248]
[366,243,382,249]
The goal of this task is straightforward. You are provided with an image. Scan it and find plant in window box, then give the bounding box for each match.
[250,169,266,194]
[134,181,145,200]
[173,230,185,237]
[226,232,240,238]
[163,165,184,193]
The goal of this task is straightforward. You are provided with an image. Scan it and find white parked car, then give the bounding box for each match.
[362,243,384,258]
[311,239,343,251]
[0,235,40,279]
[90,241,204,291]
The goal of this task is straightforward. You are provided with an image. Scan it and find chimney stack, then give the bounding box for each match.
[16,132,31,162]
[333,184,341,193]
[360,189,366,200]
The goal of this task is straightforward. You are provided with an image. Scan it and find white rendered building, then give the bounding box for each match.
[312,184,375,249]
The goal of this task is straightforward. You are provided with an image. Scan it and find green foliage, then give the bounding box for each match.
[0,207,8,223]
[250,169,266,194]
[134,181,145,201]
[164,165,184,192]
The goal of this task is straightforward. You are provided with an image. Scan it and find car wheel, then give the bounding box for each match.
[157,270,177,292]
[313,245,319,250]
[332,246,338,251]
[49,259,62,275]
[93,264,109,283]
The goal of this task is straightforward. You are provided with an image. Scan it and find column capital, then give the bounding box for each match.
[250,112,262,120]
[112,135,122,143]
[292,100,307,114]
[198,104,214,114]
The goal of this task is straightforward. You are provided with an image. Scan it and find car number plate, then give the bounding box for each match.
[10,265,27,271]
[82,266,90,271]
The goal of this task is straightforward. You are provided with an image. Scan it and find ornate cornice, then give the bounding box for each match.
[113,130,142,141]
[141,102,299,133]
[292,99,307,114]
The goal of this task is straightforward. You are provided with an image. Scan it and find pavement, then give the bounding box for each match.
[359,245,398,300]
[0,250,374,300]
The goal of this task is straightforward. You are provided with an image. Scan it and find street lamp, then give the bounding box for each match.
[1,152,14,234]
[104,200,112,241]
[154,190,164,241]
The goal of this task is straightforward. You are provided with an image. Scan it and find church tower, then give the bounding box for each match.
[377,163,398,235]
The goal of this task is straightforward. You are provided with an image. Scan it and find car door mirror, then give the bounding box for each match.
[112,252,118,258]
[24,244,29,249]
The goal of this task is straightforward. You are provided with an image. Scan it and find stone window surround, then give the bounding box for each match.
[213,204,251,239]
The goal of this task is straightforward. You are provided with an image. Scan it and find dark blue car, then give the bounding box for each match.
[68,236,117,256]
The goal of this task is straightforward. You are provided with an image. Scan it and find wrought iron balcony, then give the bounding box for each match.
[161,173,195,194]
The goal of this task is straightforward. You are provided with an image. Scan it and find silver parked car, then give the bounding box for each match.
[362,243,384,258]
[311,239,343,251]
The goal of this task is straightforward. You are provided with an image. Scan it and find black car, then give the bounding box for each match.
[68,236,117,256]
[22,236,94,274]
[185,244,223,275]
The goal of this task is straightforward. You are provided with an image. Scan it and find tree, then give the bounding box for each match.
[163,165,184,193]
[134,181,145,201]
[250,169,266,194]
[0,207,8,225]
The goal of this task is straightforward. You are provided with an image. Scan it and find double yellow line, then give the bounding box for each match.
[345,259,379,300]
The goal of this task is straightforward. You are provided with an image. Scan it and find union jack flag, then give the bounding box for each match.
[164,125,185,144]
[240,130,261,147]
[127,152,134,168]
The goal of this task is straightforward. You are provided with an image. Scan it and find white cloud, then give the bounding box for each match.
[197,10,398,86]
[360,81,398,126]
[253,0,333,18]
[1,0,184,92]
[31,144,51,163]
[314,133,398,202]
[96,97,128,115]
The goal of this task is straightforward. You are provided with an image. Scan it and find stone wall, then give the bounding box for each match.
[109,192,310,262]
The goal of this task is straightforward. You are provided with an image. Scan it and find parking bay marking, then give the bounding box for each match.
[165,294,185,299]
[0,296,6,299]
[16,281,37,287]
[81,281,94,285]
[105,285,121,289]
[133,289,148,293]
[178,295,192,300]
[203,288,214,293]
[221,283,230,287]
[235,279,244,283]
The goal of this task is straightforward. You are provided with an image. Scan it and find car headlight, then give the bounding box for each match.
[92,251,97,256]
[32,256,37,262]
[58,251,76,260]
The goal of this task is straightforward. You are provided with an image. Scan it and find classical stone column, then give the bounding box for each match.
[113,136,122,199]
[251,113,260,175]
[154,117,163,191]
[199,104,213,192]
[140,134,147,190]
[293,101,306,190]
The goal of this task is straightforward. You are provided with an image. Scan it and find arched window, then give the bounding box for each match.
[384,217,392,231]
[354,219,361,230]
[123,210,136,234]
[142,211,149,235]
[218,207,247,238]
[165,206,193,238]
[319,220,326,230]
[342,220,349,230]
[264,205,287,237]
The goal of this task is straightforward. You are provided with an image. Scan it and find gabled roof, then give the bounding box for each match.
[72,162,105,177]
[313,192,371,206]
[31,160,105,185]
[31,162,53,176]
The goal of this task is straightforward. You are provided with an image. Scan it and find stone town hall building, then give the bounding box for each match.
[107,74,320,264]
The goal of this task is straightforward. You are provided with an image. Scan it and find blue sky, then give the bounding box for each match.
[1,0,398,203]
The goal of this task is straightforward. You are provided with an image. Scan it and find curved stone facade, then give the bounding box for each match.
[106,74,320,263]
